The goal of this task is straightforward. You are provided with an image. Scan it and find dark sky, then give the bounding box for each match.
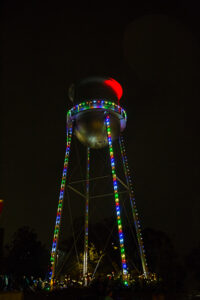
[1,1,200,259]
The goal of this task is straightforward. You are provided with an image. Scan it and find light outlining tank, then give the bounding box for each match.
[49,76,149,287]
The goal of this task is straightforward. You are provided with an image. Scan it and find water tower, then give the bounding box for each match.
[49,77,149,286]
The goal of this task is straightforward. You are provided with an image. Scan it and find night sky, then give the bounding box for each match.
[1,1,200,259]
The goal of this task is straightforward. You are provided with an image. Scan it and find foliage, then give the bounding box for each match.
[143,228,186,291]
[58,217,122,279]
[184,241,200,292]
[58,216,186,292]
[5,226,50,278]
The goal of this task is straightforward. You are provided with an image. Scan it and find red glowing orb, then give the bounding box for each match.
[104,78,123,101]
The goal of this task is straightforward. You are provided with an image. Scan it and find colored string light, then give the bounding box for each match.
[50,122,73,285]
[119,134,149,279]
[67,100,127,124]
[83,147,90,285]
[105,114,128,286]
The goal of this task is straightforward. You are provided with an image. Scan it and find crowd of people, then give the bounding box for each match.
[0,275,50,292]
[0,274,161,300]
[0,274,89,292]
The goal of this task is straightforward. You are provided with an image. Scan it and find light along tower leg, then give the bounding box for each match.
[50,122,73,288]
[105,114,128,286]
[83,147,90,286]
[119,134,149,279]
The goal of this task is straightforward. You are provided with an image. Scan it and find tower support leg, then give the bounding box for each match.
[50,122,73,287]
[83,147,90,286]
[105,114,128,285]
[119,134,149,279]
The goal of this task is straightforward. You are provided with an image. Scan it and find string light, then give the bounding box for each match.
[50,96,148,285]
[105,114,128,286]
[67,100,127,124]
[50,122,73,285]
[119,134,149,279]
[83,147,90,285]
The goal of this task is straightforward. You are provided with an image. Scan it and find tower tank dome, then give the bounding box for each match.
[67,76,127,149]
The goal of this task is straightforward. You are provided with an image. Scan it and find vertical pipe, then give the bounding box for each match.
[105,114,128,286]
[50,122,73,287]
[83,147,90,286]
[119,134,149,279]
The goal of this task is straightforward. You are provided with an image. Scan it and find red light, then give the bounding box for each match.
[0,200,3,215]
[104,78,123,101]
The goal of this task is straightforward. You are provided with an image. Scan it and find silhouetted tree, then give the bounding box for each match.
[5,226,50,278]
[185,241,200,292]
[143,228,186,291]
[0,228,4,273]
[58,216,122,279]
[58,216,185,291]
